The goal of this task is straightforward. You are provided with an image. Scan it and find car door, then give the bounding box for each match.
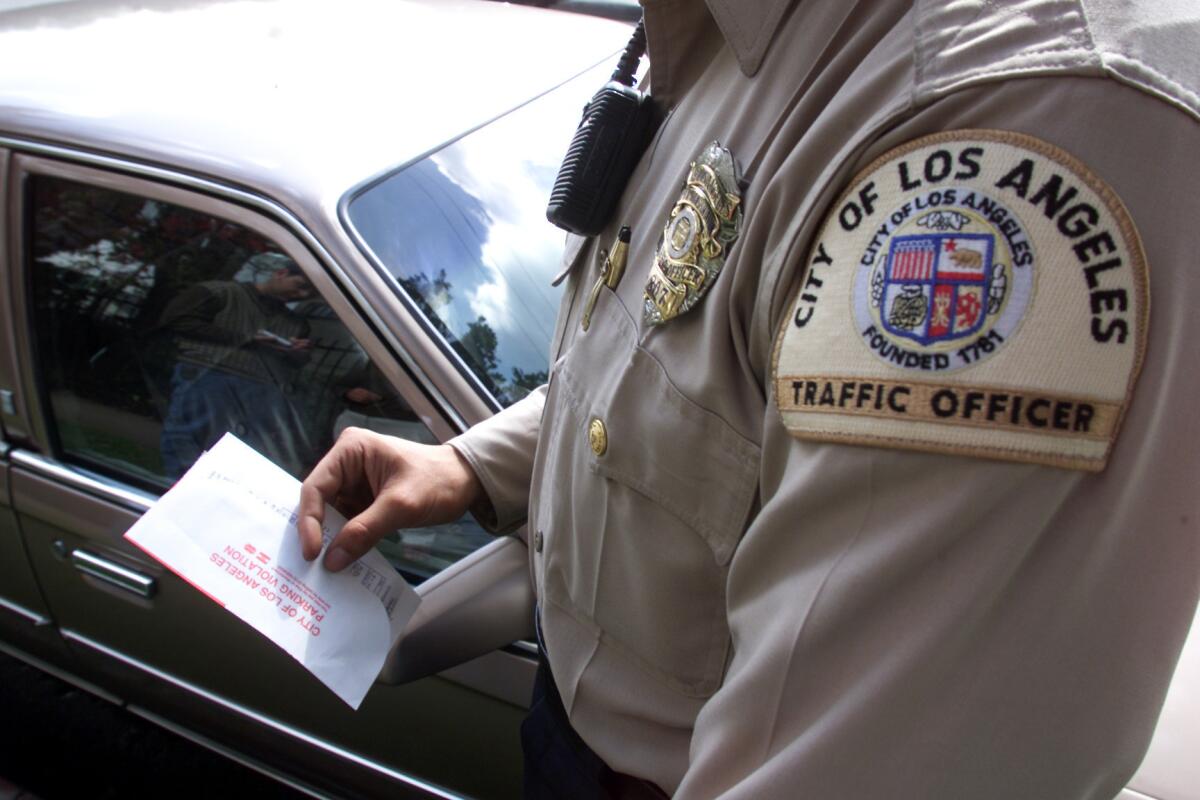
[0,147,88,684]
[3,154,531,800]
[0,439,82,676]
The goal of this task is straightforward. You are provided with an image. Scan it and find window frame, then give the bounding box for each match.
[0,145,23,444]
[9,154,461,490]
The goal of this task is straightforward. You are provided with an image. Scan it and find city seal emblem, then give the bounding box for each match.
[644,142,743,326]
[852,185,1034,371]
[772,130,1149,471]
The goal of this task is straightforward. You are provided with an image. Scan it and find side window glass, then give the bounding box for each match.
[28,174,486,579]
[344,70,591,409]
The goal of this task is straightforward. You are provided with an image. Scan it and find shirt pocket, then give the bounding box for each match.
[539,294,760,697]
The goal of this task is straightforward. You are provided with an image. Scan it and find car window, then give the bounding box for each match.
[27,174,487,579]
[346,68,595,408]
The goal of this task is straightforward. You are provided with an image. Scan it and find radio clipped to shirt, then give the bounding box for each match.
[546,19,660,237]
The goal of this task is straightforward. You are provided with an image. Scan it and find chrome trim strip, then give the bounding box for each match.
[11,449,154,513]
[506,640,540,658]
[129,707,333,800]
[1115,790,1158,800]
[0,594,50,626]
[0,637,123,705]
[70,549,156,598]
[0,135,467,433]
[62,629,466,800]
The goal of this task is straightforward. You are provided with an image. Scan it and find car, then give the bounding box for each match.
[1120,600,1200,800]
[0,1,1193,798]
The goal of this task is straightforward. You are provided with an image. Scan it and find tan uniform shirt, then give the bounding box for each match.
[452,1,1200,796]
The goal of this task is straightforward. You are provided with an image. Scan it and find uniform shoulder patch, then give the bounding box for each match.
[771,130,1148,471]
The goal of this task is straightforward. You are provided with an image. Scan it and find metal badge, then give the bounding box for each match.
[644,142,742,326]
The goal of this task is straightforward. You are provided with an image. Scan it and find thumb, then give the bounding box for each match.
[321,492,414,572]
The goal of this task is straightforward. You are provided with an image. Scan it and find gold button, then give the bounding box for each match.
[588,418,608,456]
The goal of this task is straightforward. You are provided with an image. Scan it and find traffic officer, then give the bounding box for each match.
[300,1,1200,797]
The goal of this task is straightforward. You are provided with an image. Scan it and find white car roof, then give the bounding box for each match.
[0,0,629,208]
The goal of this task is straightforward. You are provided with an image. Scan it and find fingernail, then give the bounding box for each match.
[324,546,353,572]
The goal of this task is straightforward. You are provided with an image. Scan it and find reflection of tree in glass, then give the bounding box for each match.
[31,178,276,421]
[36,181,271,329]
[404,269,454,312]
[461,316,500,387]
[352,158,556,408]
[399,270,546,405]
[509,366,549,401]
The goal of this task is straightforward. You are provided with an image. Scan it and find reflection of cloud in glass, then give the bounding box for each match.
[428,76,593,375]
[463,202,567,361]
[350,69,598,405]
[468,277,511,332]
[350,157,490,339]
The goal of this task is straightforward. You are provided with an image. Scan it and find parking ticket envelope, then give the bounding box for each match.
[123,433,420,709]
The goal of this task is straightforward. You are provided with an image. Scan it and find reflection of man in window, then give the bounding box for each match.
[157,252,315,477]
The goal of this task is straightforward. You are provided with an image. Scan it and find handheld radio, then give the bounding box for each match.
[546,20,660,237]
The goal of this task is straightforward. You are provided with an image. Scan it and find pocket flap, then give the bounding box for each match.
[563,342,760,566]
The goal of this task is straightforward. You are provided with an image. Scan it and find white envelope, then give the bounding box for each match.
[124,433,420,709]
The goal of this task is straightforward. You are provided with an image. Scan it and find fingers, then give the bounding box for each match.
[300,428,417,572]
[343,387,382,405]
[322,485,418,572]
[298,439,360,561]
[297,431,484,573]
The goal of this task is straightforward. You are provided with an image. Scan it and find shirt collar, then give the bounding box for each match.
[640,0,794,80]
[705,0,795,76]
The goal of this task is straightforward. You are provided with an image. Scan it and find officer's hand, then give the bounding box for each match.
[297,427,483,572]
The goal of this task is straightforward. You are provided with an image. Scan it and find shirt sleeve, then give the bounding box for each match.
[676,77,1200,799]
[448,384,546,535]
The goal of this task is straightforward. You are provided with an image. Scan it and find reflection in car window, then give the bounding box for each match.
[155,252,319,478]
[28,175,486,579]
[346,68,598,407]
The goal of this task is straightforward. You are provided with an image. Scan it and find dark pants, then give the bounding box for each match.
[160,363,309,478]
[521,657,668,800]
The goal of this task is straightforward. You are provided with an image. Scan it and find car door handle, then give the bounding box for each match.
[69,548,157,599]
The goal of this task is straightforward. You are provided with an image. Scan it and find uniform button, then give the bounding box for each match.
[588,417,608,456]
[534,531,544,553]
